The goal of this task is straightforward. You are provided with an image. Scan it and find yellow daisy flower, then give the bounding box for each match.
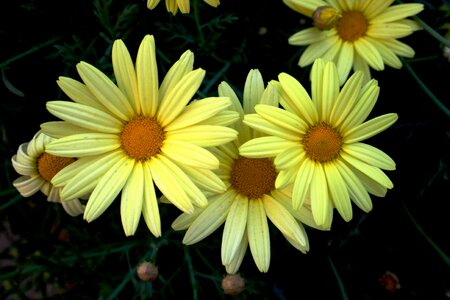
[147,0,220,15]
[172,70,324,274]
[11,131,85,217]
[240,59,397,227]
[284,0,424,85]
[40,35,238,237]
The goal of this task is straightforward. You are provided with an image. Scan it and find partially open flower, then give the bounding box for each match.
[312,6,341,30]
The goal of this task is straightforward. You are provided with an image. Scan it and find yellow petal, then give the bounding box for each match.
[121,162,144,236]
[222,194,248,265]
[247,198,270,272]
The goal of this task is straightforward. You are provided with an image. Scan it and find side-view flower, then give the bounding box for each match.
[147,0,220,15]
[240,58,397,228]
[172,69,325,274]
[40,34,238,237]
[11,131,85,217]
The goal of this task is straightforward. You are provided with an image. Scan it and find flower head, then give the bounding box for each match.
[147,0,220,15]
[41,35,238,237]
[11,131,85,217]
[284,0,424,85]
[172,70,322,274]
[240,59,397,227]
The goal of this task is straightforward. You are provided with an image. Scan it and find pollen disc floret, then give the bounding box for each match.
[37,153,76,182]
[230,157,277,199]
[336,11,368,42]
[303,122,342,162]
[120,115,165,161]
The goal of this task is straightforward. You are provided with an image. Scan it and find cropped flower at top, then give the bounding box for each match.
[240,59,397,228]
[40,34,238,237]
[172,69,325,274]
[11,131,85,217]
[284,0,424,85]
[147,0,220,15]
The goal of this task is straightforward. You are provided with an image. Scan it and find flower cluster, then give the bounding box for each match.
[11,0,425,276]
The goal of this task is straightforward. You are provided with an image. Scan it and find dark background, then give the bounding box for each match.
[0,0,449,299]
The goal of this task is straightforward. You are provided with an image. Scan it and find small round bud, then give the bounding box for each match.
[313,6,341,30]
[221,273,245,296]
[137,261,159,282]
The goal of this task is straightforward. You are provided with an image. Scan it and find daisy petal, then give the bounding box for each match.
[324,162,352,221]
[45,133,120,157]
[13,175,45,197]
[343,143,396,170]
[274,146,304,170]
[288,27,328,46]
[60,198,85,217]
[162,140,219,169]
[344,113,398,143]
[225,231,248,275]
[41,121,93,139]
[243,69,264,114]
[84,156,134,222]
[321,61,340,120]
[57,77,105,111]
[247,198,270,273]
[292,159,314,209]
[121,162,144,236]
[367,23,413,40]
[370,4,424,24]
[167,125,238,147]
[222,194,248,265]
[354,38,384,71]
[178,164,226,193]
[255,104,308,135]
[299,35,340,67]
[310,163,331,226]
[182,189,236,244]
[336,42,354,86]
[239,136,298,158]
[243,114,300,141]
[140,162,161,237]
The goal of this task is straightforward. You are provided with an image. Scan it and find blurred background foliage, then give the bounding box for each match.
[0,0,449,299]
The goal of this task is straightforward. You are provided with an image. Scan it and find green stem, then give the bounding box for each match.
[193,0,205,45]
[328,256,349,300]
[412,16,450,48]
[400,201,450,267]
[0,36,62,69]
[184,246,198,300]
[0,194,22,212]
[402,58,450,119]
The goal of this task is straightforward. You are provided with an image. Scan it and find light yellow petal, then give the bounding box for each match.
[329,71,364,127]
[239,136,298,158]
[57,77,105,111]
[84,156,134,222]
[157,69,205,127]
[247,198,270,273]
[364,0,395,20]
[354,167,388,197]
[60,151,123,200]
[171,208,204,231]
[45,133,120,157]
[263,194,307,247]
[243,114,300,141]
[11,151,36,176]
[222,194,248,265]
[203,0,220,7]
[275,166,298,190]
[167,125,238,147]
[340,152,393,189]
[162,140,219,169]
[177,164,226,193]
[41,121,93,139]
[159,50,194,103]
[336,42,354,86]
[176,0,190,13]
[182,189,236,244]
[196,111,239,127]
[165,97,232,131]
[343,143,396,170]
[255,104,308,135]
[165,0,178,14]
[379,39,415,58]
[282,0,327,17]
[147,0,161,9]
[76,62,134,121]
[121,162,144,236]
[225,231,248,275]
[292,158,314,209]
[310,58,325,111]
[353,52,371,83]
[344,113,398,143]
[335,159,372,212]
[136,35,159,117]
[354,38,384,71]
[367,23,413,40]
[243,69,264,115]
[141,162,161,237]
[278,72,318,126]
[14,143,34,165]
[60,198,85,217]
[299,35,340,67]
[274,146,304,170]
[321,61,340,121]
[46,101,123,133]
[52,155,101,187]
[13,175,44,197]
[310,163,331,226]
[324,162,352,221]
[112,39,139,114]
[370,4,424,24]
[288,27,328,46]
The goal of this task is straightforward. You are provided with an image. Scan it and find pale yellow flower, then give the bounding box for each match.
[284,0,424,85]
[172,70,324,274]
[147,0,220,15]
[40,35,238,237]
[240,59,397,227]
[11,131,85,217]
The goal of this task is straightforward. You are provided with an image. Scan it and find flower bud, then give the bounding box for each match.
[313,6,341,30]
[136,261,159,282]
[221,273,245,296]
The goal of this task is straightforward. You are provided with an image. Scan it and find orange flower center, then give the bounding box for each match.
[303,122,342,162]
[120,115,165,161]
[37,153,76,182]
[230,157,277,199]
[336,11,368,42]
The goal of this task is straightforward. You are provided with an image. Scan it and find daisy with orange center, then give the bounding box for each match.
[11,131,85,217]
[40,35,238,237]
[147,0,220,15]
[284,0,424,85]
[240,59,397,227]
[172,70,324,274]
